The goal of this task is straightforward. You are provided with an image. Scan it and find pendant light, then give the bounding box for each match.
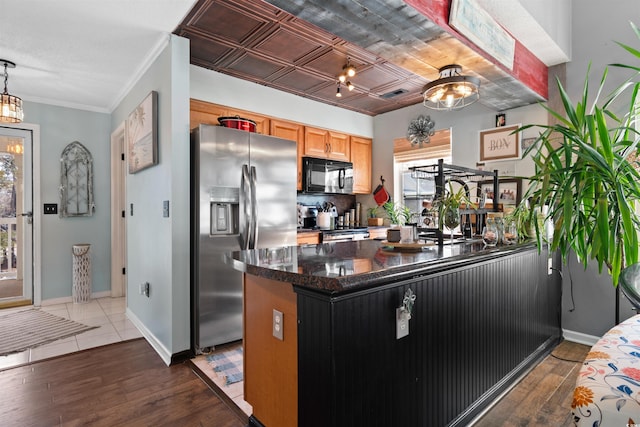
[0,60,24,123]
[423,64,480,111]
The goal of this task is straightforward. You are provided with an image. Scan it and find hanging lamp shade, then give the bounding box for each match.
[423,64,480,111]
[0,60,24,123]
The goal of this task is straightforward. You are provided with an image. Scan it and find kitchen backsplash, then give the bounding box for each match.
[297,194,357,223]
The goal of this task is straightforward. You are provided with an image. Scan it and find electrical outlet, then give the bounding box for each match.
[396,308,409,339]
[273,309,283,340]
[548,257,553,275]
[163,200,170,218]
[140,282,150,297]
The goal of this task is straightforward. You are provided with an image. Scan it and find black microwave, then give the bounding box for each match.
[302,157,353,194]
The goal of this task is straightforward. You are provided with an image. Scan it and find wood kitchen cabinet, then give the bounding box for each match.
[190,99,227,130]
[189,99,270,134]
[350,136,372,194]
[271,119,304,190]
[304,127,350,162]
[296,231,321,245]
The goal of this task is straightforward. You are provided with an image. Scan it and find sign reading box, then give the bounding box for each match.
[479,124,520,162]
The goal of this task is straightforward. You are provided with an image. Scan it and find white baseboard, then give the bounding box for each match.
[563,329,600,346]
[40,291,113,306]
[126,307,172,366]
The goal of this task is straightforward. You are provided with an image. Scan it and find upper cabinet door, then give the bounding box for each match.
[351,136,372,194]
[304,127,350,162]
[270,119,304,191]
[303,127,329,158]
[190,99,228,130]
[327,131,350,162]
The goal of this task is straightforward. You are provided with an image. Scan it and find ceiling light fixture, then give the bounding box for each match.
[337,57,357,85]
[422,64,480,111]
[336,82,342,98]
[0,60,24,123]
[346,81,354,91]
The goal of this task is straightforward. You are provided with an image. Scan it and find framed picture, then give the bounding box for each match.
[496,113,506,127]
[127,91,158,174]
[477,178,522,206]
[479,124,520,162]
[521,137,536,152]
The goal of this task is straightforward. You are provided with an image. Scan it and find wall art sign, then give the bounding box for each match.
[60,141,94,217]
[449,0,516,70]
[479,124,520,162]
[127,90,158,174]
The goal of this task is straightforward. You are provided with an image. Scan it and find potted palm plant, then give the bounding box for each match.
[520,23,640,318]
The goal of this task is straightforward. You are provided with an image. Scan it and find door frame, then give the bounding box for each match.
[110,122,126,297]
[0,123,41,306]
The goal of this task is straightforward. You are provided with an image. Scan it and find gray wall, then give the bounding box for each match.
[24,101,111,300]
[559,0,639,337]
[110,34,191,361]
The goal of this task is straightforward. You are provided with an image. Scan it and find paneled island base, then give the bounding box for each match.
[232,240,562,427]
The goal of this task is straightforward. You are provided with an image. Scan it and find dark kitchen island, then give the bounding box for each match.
[228,239,562,427]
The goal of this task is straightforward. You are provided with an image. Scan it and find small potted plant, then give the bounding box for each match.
[367,206,384,226]
[433,182,471,243]
[382,201,412,226]
[382,201,413,242]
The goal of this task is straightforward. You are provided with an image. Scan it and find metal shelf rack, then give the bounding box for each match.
[409,159,499,245]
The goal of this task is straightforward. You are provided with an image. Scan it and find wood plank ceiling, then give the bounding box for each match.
[174,0,545,116]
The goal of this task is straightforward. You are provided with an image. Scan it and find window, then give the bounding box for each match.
[393,128,451,224]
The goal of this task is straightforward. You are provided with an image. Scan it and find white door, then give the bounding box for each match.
[0,126,33,306]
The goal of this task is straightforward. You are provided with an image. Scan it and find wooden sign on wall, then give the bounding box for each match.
[479,124,521,162]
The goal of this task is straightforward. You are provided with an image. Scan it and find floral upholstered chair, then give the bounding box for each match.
[571,315,640,426]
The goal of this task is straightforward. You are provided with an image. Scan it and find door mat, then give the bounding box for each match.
[206,346,243,385]
[0,309,96,356]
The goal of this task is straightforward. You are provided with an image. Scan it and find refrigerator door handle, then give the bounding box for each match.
[241,164,251,250]
[249,165,258,249]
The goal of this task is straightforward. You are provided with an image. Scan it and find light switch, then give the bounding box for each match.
[273,309,284,341]
[163,200,170,218]
[44,203,57,215]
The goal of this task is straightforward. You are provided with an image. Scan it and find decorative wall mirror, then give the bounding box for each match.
[60,141,94,217]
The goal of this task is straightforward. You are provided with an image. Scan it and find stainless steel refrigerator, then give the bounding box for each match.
[191,124,297,352]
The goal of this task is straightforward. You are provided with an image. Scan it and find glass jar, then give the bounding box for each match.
[482,218,498,247]
[494,217,504,244]
[503,219,518,245]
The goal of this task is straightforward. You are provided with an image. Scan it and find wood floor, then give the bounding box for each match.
[0,339,246,427]
[475,340,590,426]
[0,338,589,427]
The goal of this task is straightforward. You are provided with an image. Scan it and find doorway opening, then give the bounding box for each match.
[0,126,35,309]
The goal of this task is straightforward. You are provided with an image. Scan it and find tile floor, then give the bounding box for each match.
[0,297,142,370]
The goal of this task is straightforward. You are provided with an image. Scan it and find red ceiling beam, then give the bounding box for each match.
[404,0,548,100]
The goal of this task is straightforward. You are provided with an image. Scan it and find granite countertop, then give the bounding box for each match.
[227,239,537,295]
